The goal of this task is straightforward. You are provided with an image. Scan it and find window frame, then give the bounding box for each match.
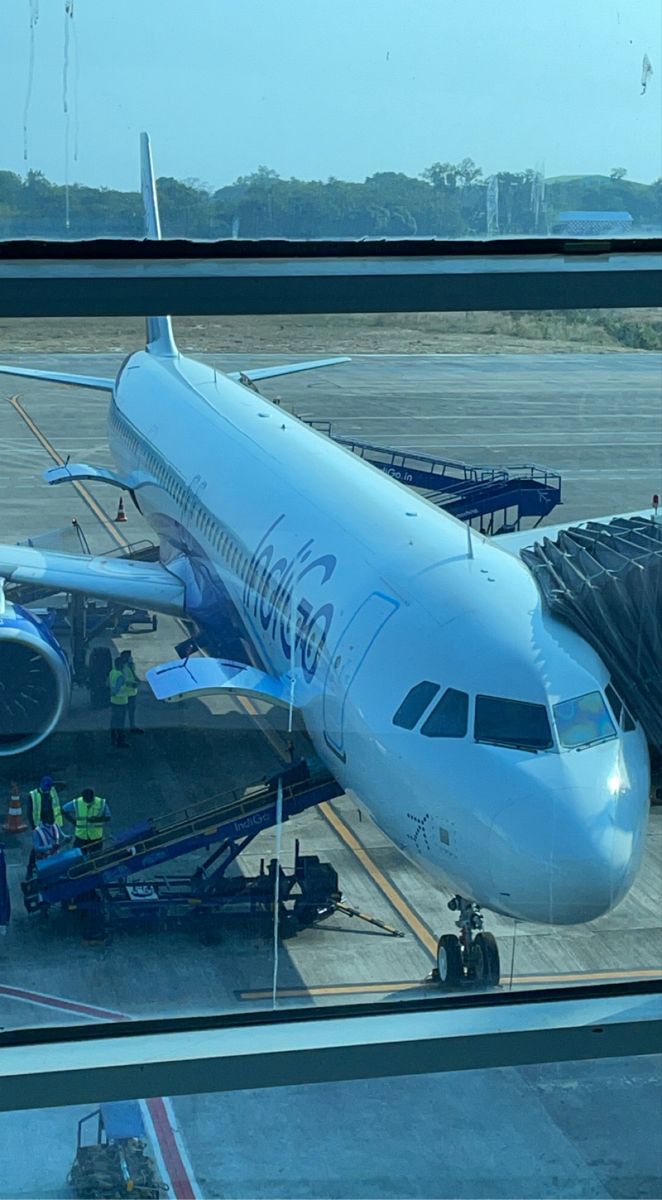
[1,238,660,318]
[1,234,659,1099]
[0,981,658,1113]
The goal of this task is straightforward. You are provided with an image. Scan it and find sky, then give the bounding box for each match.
[0,0,660,191]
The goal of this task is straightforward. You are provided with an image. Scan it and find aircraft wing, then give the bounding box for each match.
[228,356,350,384]
[0,364,115,390]
[0,545,185,616]
[495,507,660,554]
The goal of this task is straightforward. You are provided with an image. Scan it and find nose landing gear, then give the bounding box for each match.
[434,896,501,989]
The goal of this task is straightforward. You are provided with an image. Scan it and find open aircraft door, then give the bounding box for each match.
[322,591,399,761]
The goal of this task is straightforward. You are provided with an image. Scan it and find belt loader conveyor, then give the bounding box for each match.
[22,760,344,927]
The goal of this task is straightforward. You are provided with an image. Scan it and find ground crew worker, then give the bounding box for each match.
[27,776,63,829]
[26,820,67,878]
[62,788,111,852]
[108,656,129,747]
[120,649,143,734]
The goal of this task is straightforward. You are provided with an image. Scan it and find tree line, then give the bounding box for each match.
[0,157,660,239]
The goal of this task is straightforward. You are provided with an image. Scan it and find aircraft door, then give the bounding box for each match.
[322,591,399,761]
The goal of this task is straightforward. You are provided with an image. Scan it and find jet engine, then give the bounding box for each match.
[0,599,71,755]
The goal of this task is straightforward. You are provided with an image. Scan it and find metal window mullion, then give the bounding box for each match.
[0,251,660,316]
[0,993,659,1112]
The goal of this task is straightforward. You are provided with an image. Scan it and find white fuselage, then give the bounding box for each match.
[109,349,651,925]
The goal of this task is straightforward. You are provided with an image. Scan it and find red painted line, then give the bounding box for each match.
[146,1096,196,1200]
[0,983,197,1198]
[0,984,125,1022]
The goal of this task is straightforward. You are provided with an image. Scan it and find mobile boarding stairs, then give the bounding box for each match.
[304,421,562,535]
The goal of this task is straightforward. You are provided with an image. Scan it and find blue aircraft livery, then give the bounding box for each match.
[243,514,337,682]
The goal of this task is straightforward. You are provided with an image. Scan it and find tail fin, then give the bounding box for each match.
[140,132,177,357]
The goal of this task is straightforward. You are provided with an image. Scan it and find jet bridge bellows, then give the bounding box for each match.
[304,420,561,534]
[520,516,662,752]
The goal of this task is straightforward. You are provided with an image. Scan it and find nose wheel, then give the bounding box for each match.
[434,896,501,989]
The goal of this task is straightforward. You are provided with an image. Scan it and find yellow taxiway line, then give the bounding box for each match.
[318,800,437,956]
[8,394,129,551]
[240,968,662,1002]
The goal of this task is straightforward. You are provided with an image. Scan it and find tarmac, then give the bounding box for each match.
[0,350,660,1198]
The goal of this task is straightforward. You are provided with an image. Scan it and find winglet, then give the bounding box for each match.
[140,132,177,357]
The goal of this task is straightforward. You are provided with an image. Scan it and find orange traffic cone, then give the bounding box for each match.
[115,496,127,523]
[3,782,27,833]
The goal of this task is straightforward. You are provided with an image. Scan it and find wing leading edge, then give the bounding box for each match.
[229,356,350,384]
[0,545,185,616]
[0,354,349,395]
[0,364,115,390]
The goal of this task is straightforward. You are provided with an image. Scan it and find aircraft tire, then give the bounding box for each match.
[469,931,500,986]
[436,934,463,987]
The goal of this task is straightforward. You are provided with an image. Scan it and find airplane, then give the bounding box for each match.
[0,134,652,988]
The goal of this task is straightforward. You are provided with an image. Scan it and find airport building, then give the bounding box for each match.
[552,210,635,236]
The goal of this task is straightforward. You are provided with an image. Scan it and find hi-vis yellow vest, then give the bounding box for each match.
[108,668,128,705]
[73,796,106,841]
[30,787,63,827]
[122,663,138,697]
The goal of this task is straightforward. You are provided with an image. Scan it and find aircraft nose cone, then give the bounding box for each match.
[488,784,646,924]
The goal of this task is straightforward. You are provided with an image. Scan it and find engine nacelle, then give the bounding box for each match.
[0,598,71,756]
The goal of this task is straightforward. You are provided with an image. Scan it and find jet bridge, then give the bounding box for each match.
[520,515,662,753]
[304,421,561,534]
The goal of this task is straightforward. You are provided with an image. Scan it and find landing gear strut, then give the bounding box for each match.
[435,896,500,988]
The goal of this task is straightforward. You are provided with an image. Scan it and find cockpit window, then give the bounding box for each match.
[421,688,469,738]
[392,681,440,729]
[475,695,553,751]
[554,691,617,749]
[605,683,635,733]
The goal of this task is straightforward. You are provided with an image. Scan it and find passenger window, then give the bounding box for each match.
[392,681,440,729]
[421,688,468,738]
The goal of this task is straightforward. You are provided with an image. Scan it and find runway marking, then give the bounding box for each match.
[7,394,129,551]
[239,967,662,1001]
[141,1096,201,1200]
[0,983,126,1021]
[0,983,201,1199]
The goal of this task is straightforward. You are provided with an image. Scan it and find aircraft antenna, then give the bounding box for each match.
[466,521,474,560]
[641,53,653,95]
